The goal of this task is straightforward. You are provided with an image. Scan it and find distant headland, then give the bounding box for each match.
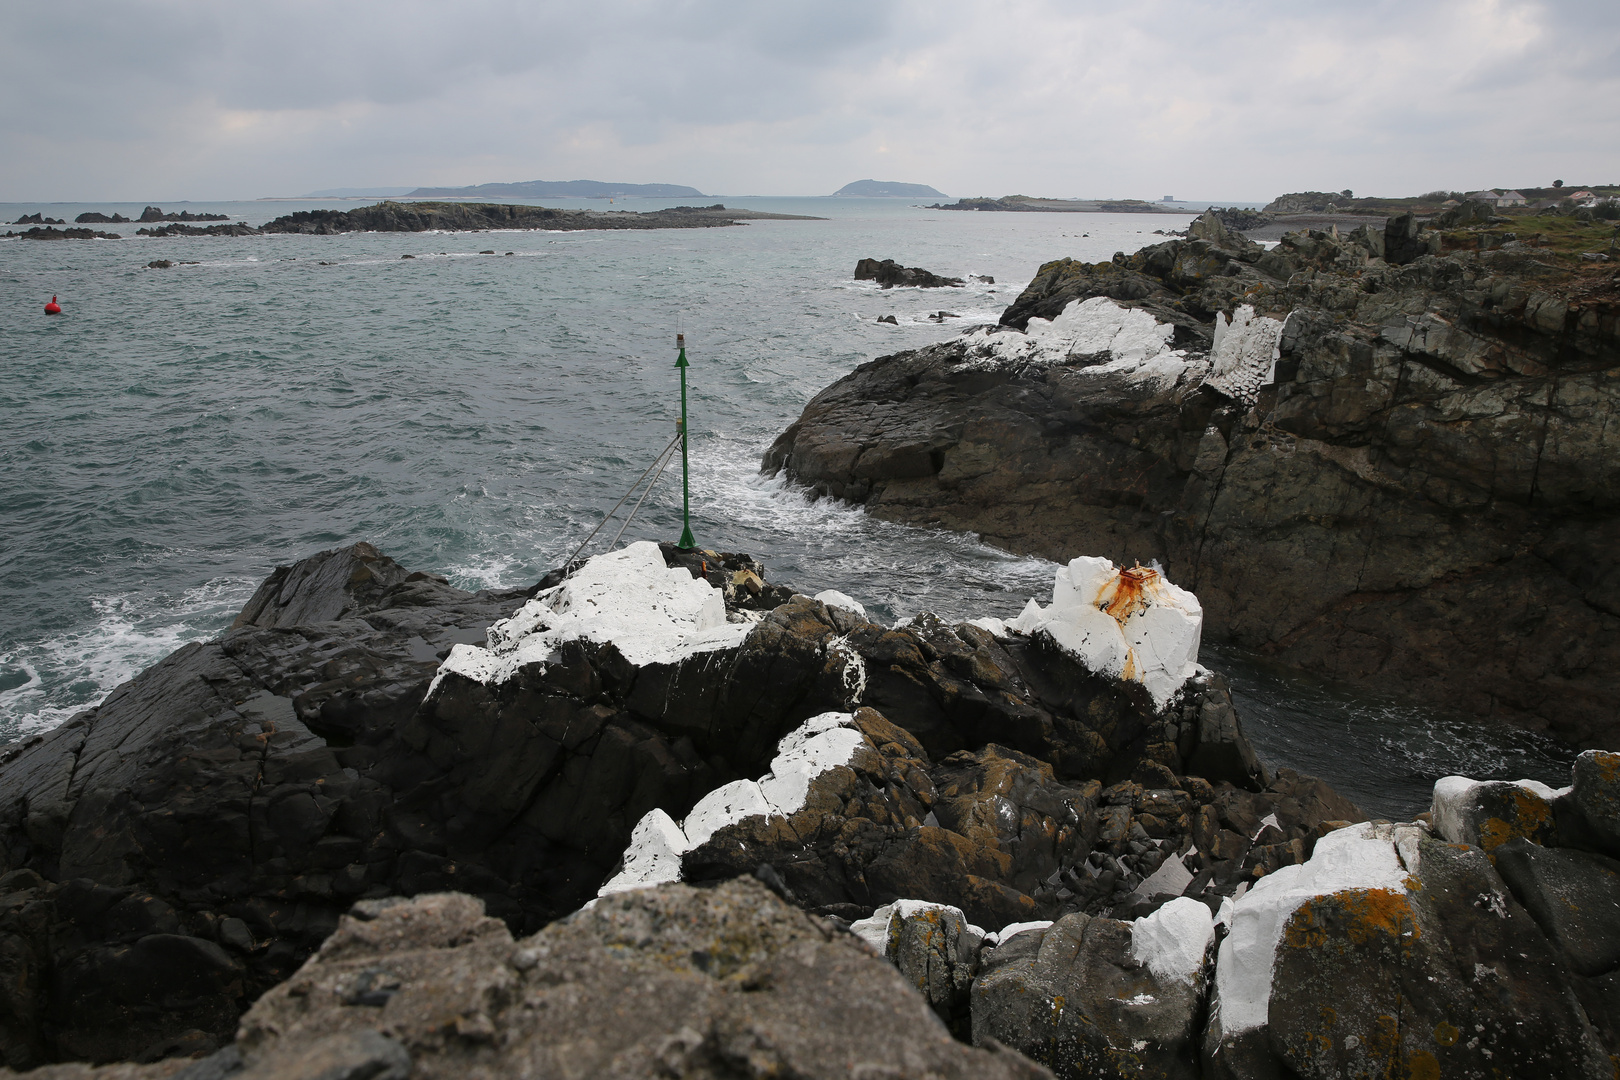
[833,180,946,198]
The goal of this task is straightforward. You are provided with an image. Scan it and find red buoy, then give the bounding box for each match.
[44,296,61,315]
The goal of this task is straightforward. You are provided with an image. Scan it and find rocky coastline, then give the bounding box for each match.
[1,537,1616,1079]
[3,202,823,241]
[765,210,1620,748]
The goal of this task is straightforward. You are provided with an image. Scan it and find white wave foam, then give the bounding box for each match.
[0,577,255,739]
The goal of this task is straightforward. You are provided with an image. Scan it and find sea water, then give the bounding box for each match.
[0,197,1574,817]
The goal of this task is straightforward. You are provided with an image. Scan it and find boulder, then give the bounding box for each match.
[850,899,985,1035]
[1205,823,1612,1079]
[1430,775,1561,853]
[232,882,1053,1080]
[972,900,1213,1078]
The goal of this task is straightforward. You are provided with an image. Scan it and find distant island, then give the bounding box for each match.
[403,179,704,199]
[929,195,1178,214]
[834,180,946,198]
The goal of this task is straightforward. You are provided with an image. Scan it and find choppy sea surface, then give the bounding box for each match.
[0,196,1575,818]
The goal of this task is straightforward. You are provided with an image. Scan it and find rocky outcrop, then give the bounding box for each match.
[136,208,229,223]
[11,214,65,225]
[854,258,965,288]
[73,213,130,224]
[765,209,1620,746]
[2,883,1052,1080]
[4,228,120,240]
[0,537,1344,1068]
[259,201,817,235]
[134,224,260,237]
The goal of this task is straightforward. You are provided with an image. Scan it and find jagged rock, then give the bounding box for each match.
[972,900,1212,1078]
[74,212,130,224]
[854,257,965,288]
[766,209,1620,745]
[1431,775,1561,852]
[231,542,413,629]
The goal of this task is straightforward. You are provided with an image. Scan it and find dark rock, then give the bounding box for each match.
[74,212,130,224]
[137,207,230,223]
[11,214,65,225]
[146,261,172,269]
[1568,750,1620,857]
[1208,828,1613,1079]
[135,224,260,238]
[877,314,898,324]
[766,204,1620,746]
[854,900,985,1036]
[0,538,1352,1066]
[1493,837,1620,977]
[854,257,966,289]
[257,201,817,236]
[230,542,412,630]
[8,227,120,241]
[973,908,1208,1078]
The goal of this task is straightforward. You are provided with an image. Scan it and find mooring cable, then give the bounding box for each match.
[608,432,682,553]
[562,430,683,572]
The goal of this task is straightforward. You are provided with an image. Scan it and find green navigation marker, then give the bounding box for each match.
[675,333,696,549]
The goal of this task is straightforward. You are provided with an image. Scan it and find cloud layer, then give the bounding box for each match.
[4,0,1615,201]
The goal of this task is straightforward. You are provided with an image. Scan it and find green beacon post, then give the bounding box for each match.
[675,333,696,550]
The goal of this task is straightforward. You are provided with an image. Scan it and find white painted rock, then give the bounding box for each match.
[953,297,1202,389]
[813,589,867,618]
[1008,555,1203,709]
[1204,303,1285,404]
[596,712,861,898]
[428,540,750,695]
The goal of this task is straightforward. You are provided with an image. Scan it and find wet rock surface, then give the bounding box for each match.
[766,210,1620,746]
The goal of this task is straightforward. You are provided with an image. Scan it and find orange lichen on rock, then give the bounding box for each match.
[1283,888,1417,951]
[1477,785,1555,853]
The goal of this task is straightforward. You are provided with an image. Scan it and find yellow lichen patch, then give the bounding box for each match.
[1284,889,1417,951]
[1594,752,1620,784]
[1433,1020,1460,1047]
[1406,1048,1441,1080]
[1477,787,1554,853]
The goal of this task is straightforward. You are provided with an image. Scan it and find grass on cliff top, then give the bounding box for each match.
[1503,212,1620,259]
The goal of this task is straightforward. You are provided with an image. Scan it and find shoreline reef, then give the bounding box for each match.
[0,540,1615,1078]
[2,201,824,240]
[765,207,1620,748]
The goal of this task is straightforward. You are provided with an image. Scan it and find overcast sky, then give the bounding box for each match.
[4,0,1616,202]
